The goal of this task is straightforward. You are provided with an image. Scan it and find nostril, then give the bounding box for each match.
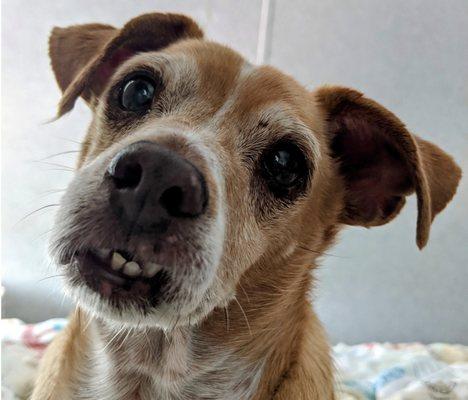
[159,171,207,218]
[159,186,185,217]
[108,141,208,230]
[112,162,143,190]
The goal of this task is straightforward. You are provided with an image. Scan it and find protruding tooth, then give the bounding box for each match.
[143,262,162,278]
[111,252,127,271]
[123,261,141,277]
[96,248,111,260]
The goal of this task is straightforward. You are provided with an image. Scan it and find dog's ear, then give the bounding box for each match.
[49,13,203,116]
[315,86,461,248]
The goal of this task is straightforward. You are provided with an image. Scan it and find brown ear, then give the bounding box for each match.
[49,13,203,116]
[316,86,461,248]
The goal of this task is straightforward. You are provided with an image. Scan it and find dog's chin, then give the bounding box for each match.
[60,248,227,330]
[64,279,220,330]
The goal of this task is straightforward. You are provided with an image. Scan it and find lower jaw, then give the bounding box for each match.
[65,256,217,328]
[67,283,188,330]
[71,252,168,308]
[66,278,219,331]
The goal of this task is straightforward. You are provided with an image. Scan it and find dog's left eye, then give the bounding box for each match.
[119,76,156,112]
[261,141,309,195]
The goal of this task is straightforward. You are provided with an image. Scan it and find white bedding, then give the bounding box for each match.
[2,319,468,399]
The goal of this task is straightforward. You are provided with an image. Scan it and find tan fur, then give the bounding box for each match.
[32,12,461,400]
[31,310,89,399]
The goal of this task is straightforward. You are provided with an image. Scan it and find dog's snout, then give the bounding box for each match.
[107,141,208,233]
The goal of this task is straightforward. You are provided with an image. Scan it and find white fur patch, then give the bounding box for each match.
[69,321,265,400]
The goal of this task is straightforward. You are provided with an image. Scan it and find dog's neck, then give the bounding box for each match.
[81,256,331,400]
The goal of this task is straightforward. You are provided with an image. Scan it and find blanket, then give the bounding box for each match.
[2,319,467,399]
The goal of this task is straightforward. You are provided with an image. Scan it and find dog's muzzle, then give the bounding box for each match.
[70,140,210,305]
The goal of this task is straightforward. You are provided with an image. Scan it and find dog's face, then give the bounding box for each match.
[49,13,461,329]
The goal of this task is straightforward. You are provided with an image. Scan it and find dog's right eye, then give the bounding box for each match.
[119,76,157,112]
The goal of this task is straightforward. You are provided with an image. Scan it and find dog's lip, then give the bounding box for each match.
[72,248,168,303]
[65,246,164,275]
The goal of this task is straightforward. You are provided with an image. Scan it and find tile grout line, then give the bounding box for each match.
[256,0,271,65]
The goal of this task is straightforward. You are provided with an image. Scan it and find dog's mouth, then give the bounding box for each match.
[71,248,168,306]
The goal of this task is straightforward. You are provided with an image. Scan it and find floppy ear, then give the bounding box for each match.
[49,13,203,116]
[316,86,461,248]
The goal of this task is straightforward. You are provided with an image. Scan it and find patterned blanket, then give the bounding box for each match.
[2,319,468,399]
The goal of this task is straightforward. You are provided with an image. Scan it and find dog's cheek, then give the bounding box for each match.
[51,154,119,257]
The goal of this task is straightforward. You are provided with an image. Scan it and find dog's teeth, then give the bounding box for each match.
[123,261,141,277]
[96,248,111,259]
[143,263,162,278]
[111,252,127,270]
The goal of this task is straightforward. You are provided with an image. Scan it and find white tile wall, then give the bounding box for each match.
[2,0,467,343]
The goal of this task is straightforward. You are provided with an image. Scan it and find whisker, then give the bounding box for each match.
[117,327,134,352]
[52,136,82,145]
[297,245,345,259]
[36,228,55,240]
[238,282,250,303]
[170,304,182,332]
[36,188,66,198]
[83,314,93,333]
[43,168,74,173]
[15,204,60,225]
[33,161,75,171]
[142,327,151,349]
[224,306,230,332]
[103,325,126,352]
[37,274,66,283]
[28,190,66,205]
[234,296,252,337]
[39,150,80,161]
[60,292,68,308]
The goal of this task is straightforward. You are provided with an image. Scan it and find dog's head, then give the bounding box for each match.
[49,13,461,329]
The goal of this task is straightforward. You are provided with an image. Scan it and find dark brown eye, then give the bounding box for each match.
[261,141,309,196]
[119,76,156,112]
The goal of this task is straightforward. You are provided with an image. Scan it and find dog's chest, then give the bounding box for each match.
[74,328,265,400]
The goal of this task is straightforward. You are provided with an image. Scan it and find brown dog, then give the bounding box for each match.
[31,12,461,400]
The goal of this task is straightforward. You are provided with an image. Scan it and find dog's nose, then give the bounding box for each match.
[107,141,208,233]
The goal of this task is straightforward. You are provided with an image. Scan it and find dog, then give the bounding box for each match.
[31,12,461,400]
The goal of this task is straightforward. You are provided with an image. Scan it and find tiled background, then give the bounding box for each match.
[2,1,467,344]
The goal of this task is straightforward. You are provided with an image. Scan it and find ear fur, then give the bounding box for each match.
[48,13,203,116]
[316,86,461,248]
[49,23,116,99]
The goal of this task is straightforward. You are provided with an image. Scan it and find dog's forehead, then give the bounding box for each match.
[102,39,324,163]
[121,40,316,123]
